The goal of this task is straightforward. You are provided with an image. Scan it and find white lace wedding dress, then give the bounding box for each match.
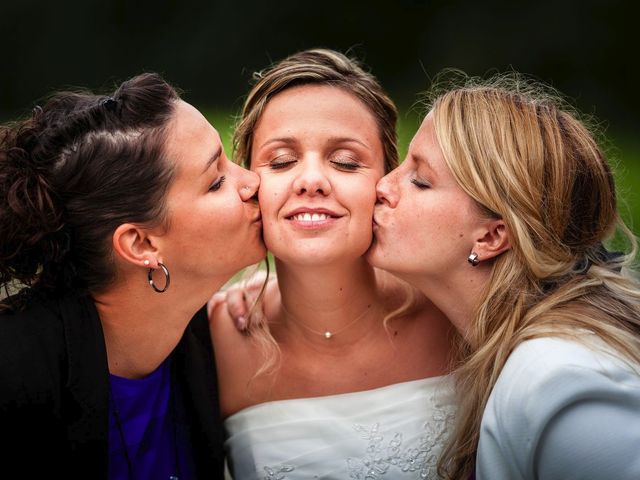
[224,375,456,479]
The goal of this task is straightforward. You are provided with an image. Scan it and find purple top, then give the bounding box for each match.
[108,359,195,479]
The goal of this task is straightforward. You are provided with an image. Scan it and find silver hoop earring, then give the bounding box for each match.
[467,252,480,266]
[148,262,170,293]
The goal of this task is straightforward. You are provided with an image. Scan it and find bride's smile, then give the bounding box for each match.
[251,83,384,266]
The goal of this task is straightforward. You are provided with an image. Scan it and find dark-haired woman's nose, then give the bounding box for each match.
[239,168,260,202]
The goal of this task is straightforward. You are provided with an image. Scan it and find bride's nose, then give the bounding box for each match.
[293,160,331,197]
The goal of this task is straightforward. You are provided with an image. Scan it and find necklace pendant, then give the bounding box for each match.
[324,331,332,339]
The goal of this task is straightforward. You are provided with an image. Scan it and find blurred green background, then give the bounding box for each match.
[2,0,638,235]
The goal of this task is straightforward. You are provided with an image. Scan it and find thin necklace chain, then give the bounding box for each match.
[109,374,181,480]
[280,300,378,339]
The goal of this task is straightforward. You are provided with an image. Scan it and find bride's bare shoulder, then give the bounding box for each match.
[208,281,282,418]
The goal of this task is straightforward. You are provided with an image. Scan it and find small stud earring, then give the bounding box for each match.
[467,252,480,266]
[143,259,150,266]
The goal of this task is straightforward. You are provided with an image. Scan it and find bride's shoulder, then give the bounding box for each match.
[208,280,284,418]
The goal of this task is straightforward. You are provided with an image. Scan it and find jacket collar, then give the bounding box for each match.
[58,293,110,470]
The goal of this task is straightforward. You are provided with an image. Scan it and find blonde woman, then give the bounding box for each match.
[210,50,457,479]
[368,74,640,479]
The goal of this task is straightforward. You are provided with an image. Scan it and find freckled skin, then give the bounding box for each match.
[367,113,484,283]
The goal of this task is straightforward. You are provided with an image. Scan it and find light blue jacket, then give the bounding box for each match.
[477,336,640,480]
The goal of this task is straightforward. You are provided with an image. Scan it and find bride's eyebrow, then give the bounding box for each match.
[324,137,370,150]
[257,137,298,150]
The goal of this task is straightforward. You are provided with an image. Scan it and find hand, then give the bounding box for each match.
[208,270,274,332]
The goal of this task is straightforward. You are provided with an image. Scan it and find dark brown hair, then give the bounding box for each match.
[0,73,179,305]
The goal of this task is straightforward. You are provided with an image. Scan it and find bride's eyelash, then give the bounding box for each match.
[269,154,298,170]
[331,160,360,171]
[270,160,296,170]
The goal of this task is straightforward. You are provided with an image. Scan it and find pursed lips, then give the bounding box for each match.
[371,210,385,232]
[372,204,388,229]
[249,206,262,224]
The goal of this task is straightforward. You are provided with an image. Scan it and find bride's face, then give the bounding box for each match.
[250,84,385,267]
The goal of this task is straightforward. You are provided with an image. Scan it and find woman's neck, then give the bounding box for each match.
[93,275,211,379]
[409,265,490,339]
[272,257,383,345]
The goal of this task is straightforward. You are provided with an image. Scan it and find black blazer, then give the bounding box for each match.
[0,290,224,479]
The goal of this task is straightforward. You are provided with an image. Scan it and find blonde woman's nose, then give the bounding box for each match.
[375,170,399,208]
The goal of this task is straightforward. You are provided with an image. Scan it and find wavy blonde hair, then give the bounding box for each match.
[428,73,640,479]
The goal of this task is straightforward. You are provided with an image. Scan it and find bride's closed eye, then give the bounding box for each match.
[269,154,298,170]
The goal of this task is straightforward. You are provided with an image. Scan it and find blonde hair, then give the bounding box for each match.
[428,73,640,479]
[233,48,399,173]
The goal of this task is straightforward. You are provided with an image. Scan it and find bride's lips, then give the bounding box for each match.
[284,207,343,229]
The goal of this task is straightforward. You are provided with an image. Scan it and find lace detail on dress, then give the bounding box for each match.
[346,404,454,479]
[263,464,295,480]
[260,391,455,480]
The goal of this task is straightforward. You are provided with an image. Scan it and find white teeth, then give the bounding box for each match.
[292,213,330,222]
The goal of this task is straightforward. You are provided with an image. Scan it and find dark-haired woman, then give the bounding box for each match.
[0,73,265,479]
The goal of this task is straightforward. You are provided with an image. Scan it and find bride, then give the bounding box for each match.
[210,49,457,479]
